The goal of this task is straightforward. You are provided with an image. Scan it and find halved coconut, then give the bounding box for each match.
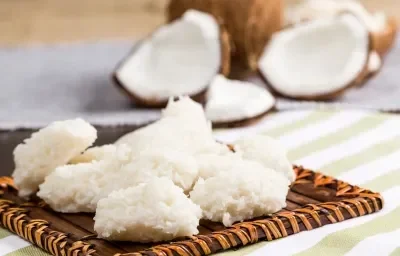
[285,0,397,57]
[259,14,370,100]
[113,10,230,107]
[167,0,283,71]
[205,75,275,127]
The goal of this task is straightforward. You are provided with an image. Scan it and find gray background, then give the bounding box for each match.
[0,37,399,130]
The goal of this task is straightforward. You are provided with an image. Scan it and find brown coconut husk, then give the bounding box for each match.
[219,25,232,76]
[112,18,231,108]
[371,16,397,57]
[167,0,283,71]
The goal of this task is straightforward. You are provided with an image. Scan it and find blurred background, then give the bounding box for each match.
[1,0,398,46]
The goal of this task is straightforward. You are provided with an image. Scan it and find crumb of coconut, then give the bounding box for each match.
[233,134,295,182]
[12,118,97,198]
[94,177,202,242]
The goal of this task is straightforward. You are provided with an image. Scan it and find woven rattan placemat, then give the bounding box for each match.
[0,166,383,256]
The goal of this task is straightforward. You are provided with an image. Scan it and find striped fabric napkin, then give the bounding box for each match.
[1,109,400,256]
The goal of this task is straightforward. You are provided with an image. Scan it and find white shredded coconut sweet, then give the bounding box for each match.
[233,134,295,182]
[94,177,202,242]
[115,97,230,156]
[69,144,120,164]
[126,149,199,193]
[195,153,256,179]
[162,96,210,125]
[38,146,199,212]
[12,118,97,197]
[190,162,289,226]
[37,144,133,212]
[24,96,293,241]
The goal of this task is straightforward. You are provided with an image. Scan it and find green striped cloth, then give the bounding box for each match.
[2,110,400,256]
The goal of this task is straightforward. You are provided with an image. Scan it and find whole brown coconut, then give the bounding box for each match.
[371,16,397,57]
[167,0,283,71]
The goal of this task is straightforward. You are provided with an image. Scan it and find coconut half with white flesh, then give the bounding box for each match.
[285,0,397,57]
[258,14,370,100]
[113,10,230,107]
[205,75,275,127]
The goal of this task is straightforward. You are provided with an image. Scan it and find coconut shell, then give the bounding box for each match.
[112,73,208,108]
[167,0,283,71]
[112,18,231,108]
[371,16,397,57]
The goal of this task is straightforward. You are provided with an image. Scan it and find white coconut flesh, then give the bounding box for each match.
[205,75,275,123]
[114,10,221,103]
[259,14,369,98]
[368,51,382,74]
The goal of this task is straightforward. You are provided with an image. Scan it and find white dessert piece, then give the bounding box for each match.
[94,177,202,242]
[12,118,97,197]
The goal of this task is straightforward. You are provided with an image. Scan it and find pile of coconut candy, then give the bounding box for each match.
[12,97,294,243]
[114,0,396,126]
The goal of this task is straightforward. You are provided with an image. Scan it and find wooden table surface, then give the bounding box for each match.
[0,0,398,46]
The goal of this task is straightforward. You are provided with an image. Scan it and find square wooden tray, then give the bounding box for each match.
[0,166,383,256]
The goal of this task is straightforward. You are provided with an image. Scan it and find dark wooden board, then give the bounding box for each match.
[0,166,383,256]
[0,125,141,176]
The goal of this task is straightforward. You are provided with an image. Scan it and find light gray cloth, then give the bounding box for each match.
[0,41,160,130]
[0,38,399,130]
